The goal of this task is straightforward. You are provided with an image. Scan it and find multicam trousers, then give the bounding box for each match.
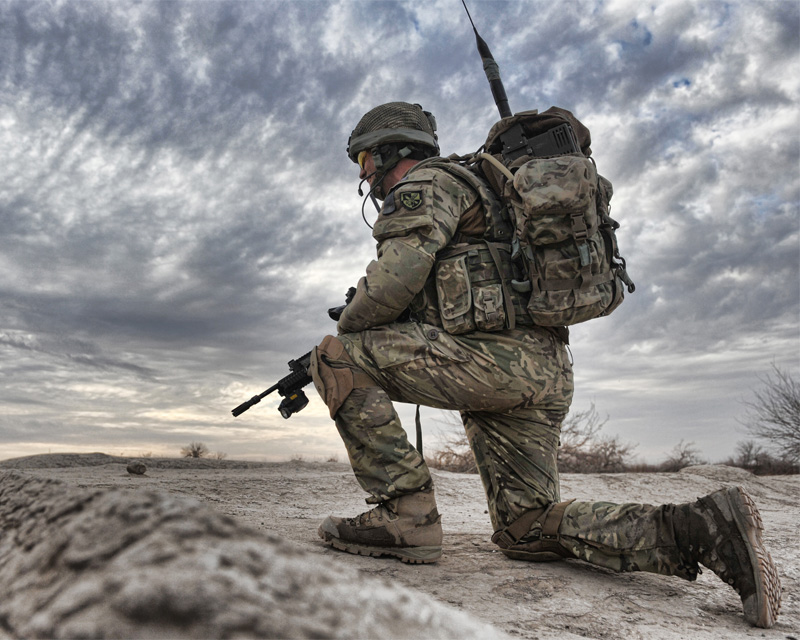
[330,321,694,579]
[336,322,571,527]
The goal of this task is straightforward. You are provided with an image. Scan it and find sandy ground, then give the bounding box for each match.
[1,453,798,640]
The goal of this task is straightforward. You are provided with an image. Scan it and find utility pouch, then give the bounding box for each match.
[436,241,522,335]
[509,154,626,326]
[435,253,476,335]
[472,283,505,331]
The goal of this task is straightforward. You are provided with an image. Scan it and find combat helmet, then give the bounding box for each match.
[347,102,439,165]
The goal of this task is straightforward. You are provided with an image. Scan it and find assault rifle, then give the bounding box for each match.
[231,352,312,419]
[231,288,356,419]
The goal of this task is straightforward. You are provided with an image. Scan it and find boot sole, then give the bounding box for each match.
[318,529,442,564]
[716,486,781,628]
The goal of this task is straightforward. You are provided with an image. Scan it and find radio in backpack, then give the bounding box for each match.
[460,1,635,327]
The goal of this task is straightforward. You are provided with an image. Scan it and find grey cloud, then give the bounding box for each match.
[0,0,797,463]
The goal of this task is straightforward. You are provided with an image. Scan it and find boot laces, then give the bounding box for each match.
[347,503,392,527]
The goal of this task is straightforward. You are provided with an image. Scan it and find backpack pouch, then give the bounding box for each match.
[509,155,621,326]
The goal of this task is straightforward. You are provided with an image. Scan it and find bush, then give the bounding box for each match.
[658,439,704,472]
[557,404,636,473]
[426,432,477,474]
[724,440,799,475]
[181,442,210,458]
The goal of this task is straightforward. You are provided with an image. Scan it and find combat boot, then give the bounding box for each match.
[318,489,442,564]
[673,485,781,628]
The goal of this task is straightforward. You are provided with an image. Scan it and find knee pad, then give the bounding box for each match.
[491,499,576,562]
[309,335,377,419]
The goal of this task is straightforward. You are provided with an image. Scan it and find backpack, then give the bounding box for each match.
[453,106,635,327]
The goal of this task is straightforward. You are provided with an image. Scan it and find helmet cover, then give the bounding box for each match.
[347,102,438,162]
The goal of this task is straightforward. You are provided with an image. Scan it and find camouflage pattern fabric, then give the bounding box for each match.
[323,160,704,582]
[557,501,698,579]
[337,159,477,335]
[337,322,572,528]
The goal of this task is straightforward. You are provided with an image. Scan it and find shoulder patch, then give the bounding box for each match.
[399,191,423,210]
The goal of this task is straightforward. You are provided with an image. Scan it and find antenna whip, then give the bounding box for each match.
[461,0,512,119]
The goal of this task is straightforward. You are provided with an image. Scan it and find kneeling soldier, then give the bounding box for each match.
[311,102,781,628]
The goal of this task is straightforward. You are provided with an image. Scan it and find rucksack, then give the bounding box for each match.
[451,106,635,327]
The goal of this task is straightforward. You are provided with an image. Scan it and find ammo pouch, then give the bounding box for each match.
[435,242,529,335]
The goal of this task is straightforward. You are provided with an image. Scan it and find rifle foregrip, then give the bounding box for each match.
[232,395,261,417]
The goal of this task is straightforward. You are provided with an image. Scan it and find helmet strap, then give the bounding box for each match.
[356,144,415,229]
[369,145,412,195]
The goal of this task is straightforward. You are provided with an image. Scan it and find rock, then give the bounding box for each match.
[0,471,509,639]
[126,461,147,475]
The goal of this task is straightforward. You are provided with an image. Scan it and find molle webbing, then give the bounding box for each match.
[436,241,532,329]
[419,158,514,243]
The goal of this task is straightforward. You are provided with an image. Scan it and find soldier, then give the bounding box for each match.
[310,102,781,628]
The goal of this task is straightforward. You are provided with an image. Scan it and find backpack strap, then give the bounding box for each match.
[426,158,514,244]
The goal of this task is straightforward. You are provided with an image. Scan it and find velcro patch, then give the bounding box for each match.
[381,192,396,215]
[399,191,423,210]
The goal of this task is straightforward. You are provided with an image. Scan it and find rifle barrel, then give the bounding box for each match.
[231,383,279,417]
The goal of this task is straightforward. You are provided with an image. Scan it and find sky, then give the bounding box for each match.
[1,0,798,465]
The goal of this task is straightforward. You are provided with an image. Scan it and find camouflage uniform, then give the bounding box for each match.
[326,161,567,523]
[322,160,678,567]
[313,106,780,627]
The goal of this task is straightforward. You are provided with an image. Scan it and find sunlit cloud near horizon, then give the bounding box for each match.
[0,0,798,465]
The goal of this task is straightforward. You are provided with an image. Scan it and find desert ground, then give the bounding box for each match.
[1,453,797,639]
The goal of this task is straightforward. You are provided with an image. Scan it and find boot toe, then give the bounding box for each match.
[728,488,781,628]
[706,487,782,628]
[318,516,340,541]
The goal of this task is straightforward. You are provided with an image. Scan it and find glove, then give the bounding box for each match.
[327,287,357,322]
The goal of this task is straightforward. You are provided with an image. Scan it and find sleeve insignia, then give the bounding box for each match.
[399,191,423,210]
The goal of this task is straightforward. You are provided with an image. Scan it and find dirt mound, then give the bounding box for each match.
[0,470,508,639]
[679,464,755,482]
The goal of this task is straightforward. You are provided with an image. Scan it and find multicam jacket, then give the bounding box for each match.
[337,158,530,336]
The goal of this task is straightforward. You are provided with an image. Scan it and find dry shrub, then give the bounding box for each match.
[426,432,477,474]
[658,439,704,472]
[724,440,799,475]
[558,404,636,473]
[180,442,209,458]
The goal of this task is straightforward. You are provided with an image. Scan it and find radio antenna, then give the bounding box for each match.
[461,0,512,119]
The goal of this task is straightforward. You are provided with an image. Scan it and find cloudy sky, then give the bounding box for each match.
[1,0,798,465]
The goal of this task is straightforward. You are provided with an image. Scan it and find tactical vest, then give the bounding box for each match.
[405,158,534,335]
